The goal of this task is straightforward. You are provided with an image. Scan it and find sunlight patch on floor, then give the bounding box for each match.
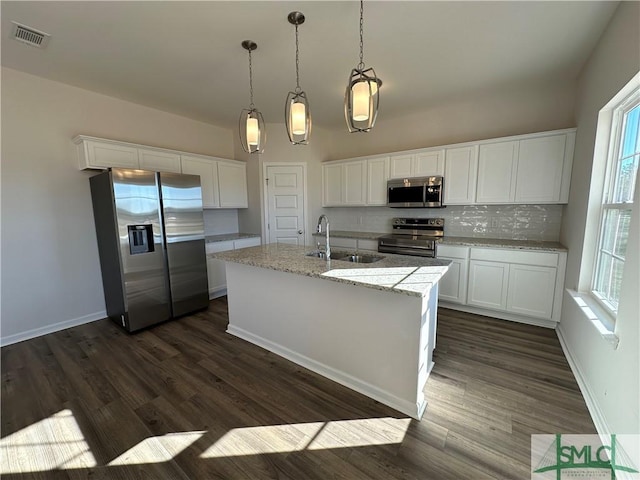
[0,412,410,472]
[108,431,205,466]
[307,417,411,450]
[200,417,411,458]
[0,409,97,474]
[201,422,324,458]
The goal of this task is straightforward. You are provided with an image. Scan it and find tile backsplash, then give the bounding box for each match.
[322,205,563,241]
[203,209,240,236]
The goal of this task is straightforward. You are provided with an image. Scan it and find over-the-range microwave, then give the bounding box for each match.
[387,176,444,208]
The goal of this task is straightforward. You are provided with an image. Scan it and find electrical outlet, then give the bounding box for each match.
[358,216,363,225]
[490,217,499,228]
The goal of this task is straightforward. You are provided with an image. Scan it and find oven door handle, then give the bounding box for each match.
[379,242,435,250]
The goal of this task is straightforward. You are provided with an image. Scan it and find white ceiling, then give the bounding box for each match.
[1,1,619,131]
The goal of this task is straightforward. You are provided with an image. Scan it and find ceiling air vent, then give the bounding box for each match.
[11,21,50,48]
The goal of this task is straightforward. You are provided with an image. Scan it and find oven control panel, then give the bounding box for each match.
[393,217,444,227]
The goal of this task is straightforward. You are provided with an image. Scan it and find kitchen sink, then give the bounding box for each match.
[305,251,383,264]
[305,251,329,259]
[335,254,384,264]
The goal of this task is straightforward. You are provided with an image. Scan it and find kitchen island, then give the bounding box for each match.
[212,244,450,419]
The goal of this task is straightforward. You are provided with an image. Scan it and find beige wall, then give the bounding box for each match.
[237,123,331,244]
[558,1,640,435]
[326,80,577,160]
[0,67,234,343]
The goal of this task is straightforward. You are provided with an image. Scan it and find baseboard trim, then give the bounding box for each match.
[227,324,425,419]
[1,310,107,347]
[438,301,557,329]
[209,287,227,300]
[556,325,610,440]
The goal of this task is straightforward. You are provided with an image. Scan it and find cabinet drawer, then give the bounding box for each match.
[206,240,235,254]
[470,248,558,267]
[437,244,469,259]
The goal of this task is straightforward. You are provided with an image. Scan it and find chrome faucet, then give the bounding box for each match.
[316,214,330,260]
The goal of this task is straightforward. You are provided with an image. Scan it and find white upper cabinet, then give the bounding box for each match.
[320,128,575,208]
[444,145,478,205]
[218,161,248,208]
[75,138,139,170]
[74,135,248,209]
[138,148,181,173]
[389,149,444,179]
[367,157,389,205]
[322,160,367,206]
[414,150,445,177]
[343,160,367,205]
[322,163,344,206]
[389,154,413,178]
[476,141,518,203]
[476,132,575,204]
[181,155,220,208]
[515,133,573,203]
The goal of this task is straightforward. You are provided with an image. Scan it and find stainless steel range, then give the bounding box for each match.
[378,218,444,257]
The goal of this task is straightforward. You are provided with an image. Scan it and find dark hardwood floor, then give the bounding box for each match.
[1,298,596,479]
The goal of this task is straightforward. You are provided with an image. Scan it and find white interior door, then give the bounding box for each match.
[265,165,306,245]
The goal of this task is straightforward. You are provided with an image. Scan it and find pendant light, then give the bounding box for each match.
[239,40,266,154]
[285,11,311,144]
[344,0,381,133]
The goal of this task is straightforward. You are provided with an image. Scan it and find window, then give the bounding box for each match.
[592,94,639,317]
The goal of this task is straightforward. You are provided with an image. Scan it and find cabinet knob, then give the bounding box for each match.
[298,230,303,234]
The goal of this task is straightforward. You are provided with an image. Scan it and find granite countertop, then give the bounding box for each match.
[205,233,261,243]
[211,243,450,298]
[310,230,567,252]
[439,236,567,252]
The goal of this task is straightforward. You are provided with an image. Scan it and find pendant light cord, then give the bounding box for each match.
[358,0,365,71]
[295,24,301,93]
[248,48,255,109]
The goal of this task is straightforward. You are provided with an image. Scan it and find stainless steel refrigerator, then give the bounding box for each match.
[90,168,209,332]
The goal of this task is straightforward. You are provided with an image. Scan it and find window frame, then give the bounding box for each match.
[590,89,639,320]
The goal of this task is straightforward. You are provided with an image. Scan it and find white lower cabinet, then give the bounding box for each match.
[438,259,466,304]
[467,260,509,310]
[506,264,556,318]
[206,237,261,298]
[439,245,566,326]
[436,245,469,304]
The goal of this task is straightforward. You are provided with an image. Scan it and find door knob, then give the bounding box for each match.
[298,230,303,234]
